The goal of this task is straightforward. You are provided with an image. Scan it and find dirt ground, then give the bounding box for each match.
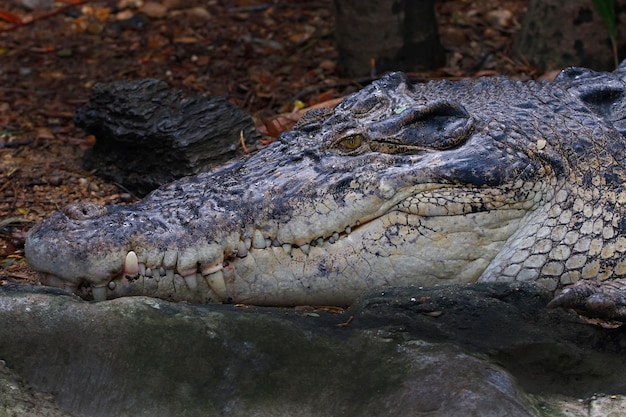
[0,0,533,286]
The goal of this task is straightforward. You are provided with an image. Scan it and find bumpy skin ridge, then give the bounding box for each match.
[25,61,626,319]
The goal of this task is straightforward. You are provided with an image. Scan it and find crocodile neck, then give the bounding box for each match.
[482,175,626,288]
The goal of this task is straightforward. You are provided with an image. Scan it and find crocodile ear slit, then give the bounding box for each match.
[400,100,474,150]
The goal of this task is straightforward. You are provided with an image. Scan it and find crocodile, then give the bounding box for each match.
[25,62,626,320]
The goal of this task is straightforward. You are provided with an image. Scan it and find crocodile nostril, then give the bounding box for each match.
[62,202,108,220]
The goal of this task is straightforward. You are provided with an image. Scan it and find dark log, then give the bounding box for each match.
[74,79,260,197]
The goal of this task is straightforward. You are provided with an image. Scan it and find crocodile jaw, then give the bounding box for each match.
[27,205,528,306]
[25,170,537,305]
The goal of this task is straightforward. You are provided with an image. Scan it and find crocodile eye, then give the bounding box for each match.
[337,134,364,152]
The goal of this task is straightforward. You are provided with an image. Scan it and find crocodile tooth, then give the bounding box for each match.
[282,243,292,254]
[345,226,352,234]
[92,285,107,302]
[316,237,324,246]
[272,239,281,247]
[331,231,339,243]
[237,240,248,258]
[252,229,266,249]
[183,273,198,290]
[205,270,227,299]
[123,251,139,276]
[300,244,310,255]
[139,262,146,276]
[166,269,174,281]
[108,281,116,290]
[145,268,153,277]
[159,267,166,276]
[244,237,252,250]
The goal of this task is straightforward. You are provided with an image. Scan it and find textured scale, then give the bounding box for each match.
[24,60,626,320]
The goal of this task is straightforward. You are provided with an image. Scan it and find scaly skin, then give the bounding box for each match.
[25,62,626,319]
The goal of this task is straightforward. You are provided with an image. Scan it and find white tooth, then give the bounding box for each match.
[92,286,107,302]
[332,231,339,241]
[300,244,310,255]
[252,230,266,249]
[139,262,146,276]
[108,281,116,290]
[316,237,324,246]
[206,270,227,299]
[123,251,139,276]
[159,267,166,276]
[183,273,198,290]
[237,240,248,258]
[355,220,361,226]
[145,268,153,277]
[244,237,252,250]
[282,243,292,254]
[345,226,352,234]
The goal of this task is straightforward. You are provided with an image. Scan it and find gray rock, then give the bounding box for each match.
[0,283,625,417]
[348,283,626,397]
[74,79,260,196]
[0,359,74,417]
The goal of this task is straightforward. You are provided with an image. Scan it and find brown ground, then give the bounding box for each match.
[0,0,533,286]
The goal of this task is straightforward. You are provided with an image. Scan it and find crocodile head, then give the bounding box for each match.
[25,68,626,307]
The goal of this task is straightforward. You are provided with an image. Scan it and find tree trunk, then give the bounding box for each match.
[333,0,444,77]
[514,0,626,71]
